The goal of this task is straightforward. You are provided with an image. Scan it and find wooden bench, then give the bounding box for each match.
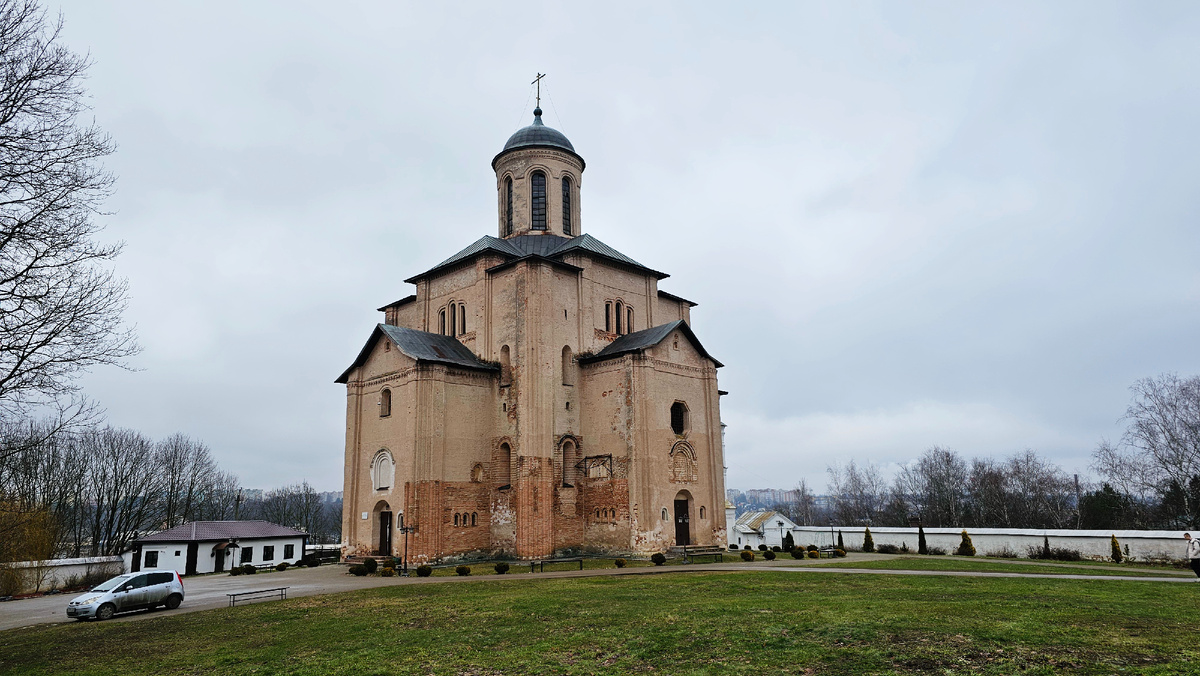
[529,557,584,573]
[227,587,288,607]
[683,545,725,563]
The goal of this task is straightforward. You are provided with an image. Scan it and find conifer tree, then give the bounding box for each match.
[956,529,975,556]
[862,527,874,553]
[1110,534,1123,563]
[783,531,794,552]
[837,530,845,551]
[918,525,928,555]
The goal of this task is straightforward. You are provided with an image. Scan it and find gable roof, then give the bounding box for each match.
[335,324,499,384]
[579,320,723,368]
[734,510,797,533]
[405,232,667,283]
[138,521,306,543]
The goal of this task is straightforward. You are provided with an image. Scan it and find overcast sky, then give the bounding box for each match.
[53,1,1200,493]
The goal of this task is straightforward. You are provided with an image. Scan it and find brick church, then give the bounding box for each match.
[337,104,727,562]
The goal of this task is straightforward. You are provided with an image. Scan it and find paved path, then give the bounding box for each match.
[1,556,1190,632]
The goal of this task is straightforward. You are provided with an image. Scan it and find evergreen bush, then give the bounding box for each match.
[740,550,755,562]
[362,558,378,574]
[956,530,976,556]
[228,567,242,576]
[806,544,819,552]
[494,562,510,575]
[276,563,289,572]
[743,545,751,550]
[838,530,845,551]
[651,553,667,566]
[729,545,738,551]
[918,526,928,555]
[349,564,367,576]
[877,544,900,554]
[790,548,805,560]
[614,558,627,568]
[807,550,819,559]
[764,550,776,561]
[241,564,257,575]
[758,544,768,552]
[1111,535,1123,564]
[771,546,781,552]
[416,565,432,577]
[455,565,471,576]
[835,549,846,557]
[380,568,395,577]
[783,532,795,551]
[862,527,874,553]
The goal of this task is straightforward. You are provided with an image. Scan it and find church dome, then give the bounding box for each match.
[500,108,575,154]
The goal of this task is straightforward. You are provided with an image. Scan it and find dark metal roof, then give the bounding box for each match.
[492,108,584,170]
[138,521,306,543]
[376,295,416,312]
[657,289,698,307]
[335,324,498,383]
[407,232,666,282]
[580,320,723,367]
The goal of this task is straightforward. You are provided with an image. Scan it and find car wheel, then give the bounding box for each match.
[95,603,115,621]
[165,594,182,610]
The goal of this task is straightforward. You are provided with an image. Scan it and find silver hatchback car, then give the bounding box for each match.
[66,570,185,621]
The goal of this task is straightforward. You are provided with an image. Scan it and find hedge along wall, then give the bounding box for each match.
[789,527,1189,563]
[1,556,126,596]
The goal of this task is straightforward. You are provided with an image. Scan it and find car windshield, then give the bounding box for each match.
[91,574,132,592]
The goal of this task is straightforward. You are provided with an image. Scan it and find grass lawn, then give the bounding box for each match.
[2,571,1198,675]
[815,556,1192,578]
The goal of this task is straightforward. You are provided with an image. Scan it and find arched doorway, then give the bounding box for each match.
[373,500,393,555]
[673,490,692,546]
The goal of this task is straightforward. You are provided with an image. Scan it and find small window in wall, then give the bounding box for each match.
[661,508,669,521]
[284,544,294,559]
[174,550,180,556]
[241,547,253,564]
[615,301,623,334]
[604,302,612,332]
[455,513,460,527]
[372,450,394,490]
[471,463,484,483]
[448,302,457,337]
[504,177,513,236]
[144,550,159,568]
[471,512,477,526]
[671,401,689,435]
[263,546,275,561]
[379,388,391,417]
[459,304,466,334]
[562,176,572,236]
[531,171,547,230]
[439,309,446,335]
[627,306,633,333]
[700,506,706,519]
[497,442,512,486]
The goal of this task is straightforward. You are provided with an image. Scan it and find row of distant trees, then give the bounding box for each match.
[0,420,342,563]
[772,374,1200,531]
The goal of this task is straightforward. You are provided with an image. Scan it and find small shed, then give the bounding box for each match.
[728,510,800,550]
[129,521,308,576]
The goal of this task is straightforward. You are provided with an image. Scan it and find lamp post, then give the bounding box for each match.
[397,512,416,576]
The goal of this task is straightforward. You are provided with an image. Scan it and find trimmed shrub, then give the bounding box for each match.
[771,546,782,552]
[743,545,751,551]
[614,558,627,568]
[837,531,845,551]
[729,545,738,551]
[303,554,320,567]
[494,562,510,575]
[362,558,378,574]
[276,562,289,572]
[741,550,755,562]
[380,567,395,577]
[241,564,257,575]
[764,550,776,561]
[806,544,819,552]
[835,549,846,557]
[862,527,874,553]
[758,544,768,552]
[455,565,471,576]
[416,565,432,577]
[1111,535,1123,564]
[228,567,242,576]
[927,546,947,556]
[918,526,928,555]
[349,564,368,576]
[783,532,795,551]
[876,544,900,554]
[807,550,819,559]
[790,548,805,560]
[651,553,667,566]
[956,530,976,557]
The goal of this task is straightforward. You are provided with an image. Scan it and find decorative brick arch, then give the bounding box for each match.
[669,441,698,484]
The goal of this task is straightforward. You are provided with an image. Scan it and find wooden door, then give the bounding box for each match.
[674,499,690,546]
[185,543,199,575]
[379,511,393,555]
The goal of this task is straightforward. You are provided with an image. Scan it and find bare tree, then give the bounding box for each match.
[894,446,969,527]
[0,0,136,429]
[79,427,160,555]
[827,460,890,526]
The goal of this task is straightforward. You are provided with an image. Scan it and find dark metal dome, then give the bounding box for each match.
[501,107,575,153]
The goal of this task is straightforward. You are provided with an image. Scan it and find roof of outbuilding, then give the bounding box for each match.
[138,521,306,543]
[335,324,499,384]
[580,320,723,368]
[734,510,795,533]
[405,232,666,283]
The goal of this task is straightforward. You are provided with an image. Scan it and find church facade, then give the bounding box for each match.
[337,107,727,562]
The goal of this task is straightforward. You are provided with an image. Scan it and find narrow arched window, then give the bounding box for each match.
[615,301,623,334]
[497,442,512,486]
[562,440,577,486]
[671,402,688,435]
[700,506,706,519]
[459,304,466,334]
[531,171,547,230]
[604,302,612,332]
[595,509,600,518]
[379,389,391,417]
[562,176,572,236]
[454,513,460,527]
[504,177,513,236]
[448,303,457,337]
[627,306,633,333]
[439,309,446,335]
[471,513,477,527]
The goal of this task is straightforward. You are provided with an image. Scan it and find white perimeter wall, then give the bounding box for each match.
[771,527,1189,563]
[2,556,125,595]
